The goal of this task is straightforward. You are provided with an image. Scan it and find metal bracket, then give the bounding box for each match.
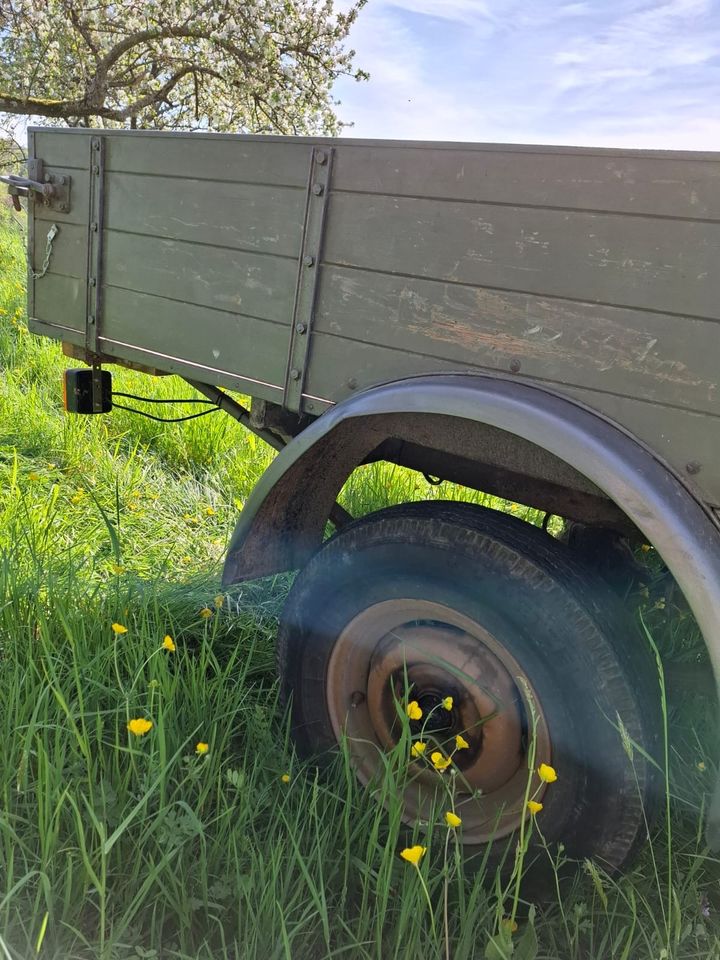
[91,364,105,414]
[0,159,72,213]
[283,146,334,413]
[85,137,106,354]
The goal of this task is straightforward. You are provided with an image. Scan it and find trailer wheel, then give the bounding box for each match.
[277,501,659,874]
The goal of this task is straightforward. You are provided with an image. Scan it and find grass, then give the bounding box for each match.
[1,201,720,959]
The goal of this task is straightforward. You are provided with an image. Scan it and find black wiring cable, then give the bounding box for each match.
[113,391,215,405]
[112,403,220,424]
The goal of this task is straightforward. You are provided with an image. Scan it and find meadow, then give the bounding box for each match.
[0,201,718,959]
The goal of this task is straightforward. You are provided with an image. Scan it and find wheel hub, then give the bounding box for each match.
[326,599,551,842]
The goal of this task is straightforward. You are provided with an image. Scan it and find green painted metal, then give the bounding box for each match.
[283,146,334,412]
[22,126,720,506]
[85,136,105,353]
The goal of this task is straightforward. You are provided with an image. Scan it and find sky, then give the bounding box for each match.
[332,0,720,149]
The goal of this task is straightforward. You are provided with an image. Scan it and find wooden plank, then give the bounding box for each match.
[32,220,86,280]
[333,144,720,219]
[323,193,720,320]
[100,286,288,390]
[303,332,720,506]
[30,274,86,333]
[104,231,296,325]
[105,173,305,257]
[32,130,90,170]
[105,134,311,186]
[33,320,284,405]
[314,266,719,416]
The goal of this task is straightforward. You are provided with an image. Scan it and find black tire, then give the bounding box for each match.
[278,501,660,874]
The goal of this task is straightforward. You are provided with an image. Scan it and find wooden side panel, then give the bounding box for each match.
[105,173,304,257]
[32,130,89,169]
[104,232,295,324]
[30,275,86,333]
[32,221,86,280]
[314,266,718,415]
[105,134,311,185]
[100,286,288,392]
[322,193,720,320]
[27,129,720,511]
[332,145,720,219]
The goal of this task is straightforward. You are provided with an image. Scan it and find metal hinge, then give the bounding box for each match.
[0,159,71,213]
[283,146,334,413]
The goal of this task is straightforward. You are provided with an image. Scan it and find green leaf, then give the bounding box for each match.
[485,933,514,960]
[514,921,538,960]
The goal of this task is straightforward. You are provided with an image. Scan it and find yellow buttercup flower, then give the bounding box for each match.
[127,718,153,737]
[112,623,128,635]
[162,635,175,652]
[400,845,426,866]
[501,918,518,934]
[205,506,216,516]
[199,608,213,619]
[281,773,291,783]
[455,734,469,750]
[698,761,706,772]
[442,696,453,711]
[538,763,557,783]
[406,700,422,721]
[411,741,427,757]
[214,594,224,608]
[527,800,543,815]
[445,811,462,828]
[431,751,452,771]
[195,742,209,755]
[28,472,40,481]
[110,563,125,575]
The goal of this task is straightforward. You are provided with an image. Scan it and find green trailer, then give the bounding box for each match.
[7,127,720,874]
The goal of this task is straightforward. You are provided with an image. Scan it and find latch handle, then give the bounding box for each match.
[0,173,56,198]
[0,165,71,213]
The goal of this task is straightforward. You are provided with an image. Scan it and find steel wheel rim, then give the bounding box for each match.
[326,599,551,842]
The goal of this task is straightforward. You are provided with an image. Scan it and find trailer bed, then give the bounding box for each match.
[26,128,720,507]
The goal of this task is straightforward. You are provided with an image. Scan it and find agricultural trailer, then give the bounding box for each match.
[6,128,720,875]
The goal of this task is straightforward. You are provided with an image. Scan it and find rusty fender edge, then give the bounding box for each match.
[223,373,720,846]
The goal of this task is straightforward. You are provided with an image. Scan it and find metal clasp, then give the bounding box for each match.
[0,159,71,213]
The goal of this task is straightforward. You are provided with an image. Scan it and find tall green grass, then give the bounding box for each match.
[1,203,719,958]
